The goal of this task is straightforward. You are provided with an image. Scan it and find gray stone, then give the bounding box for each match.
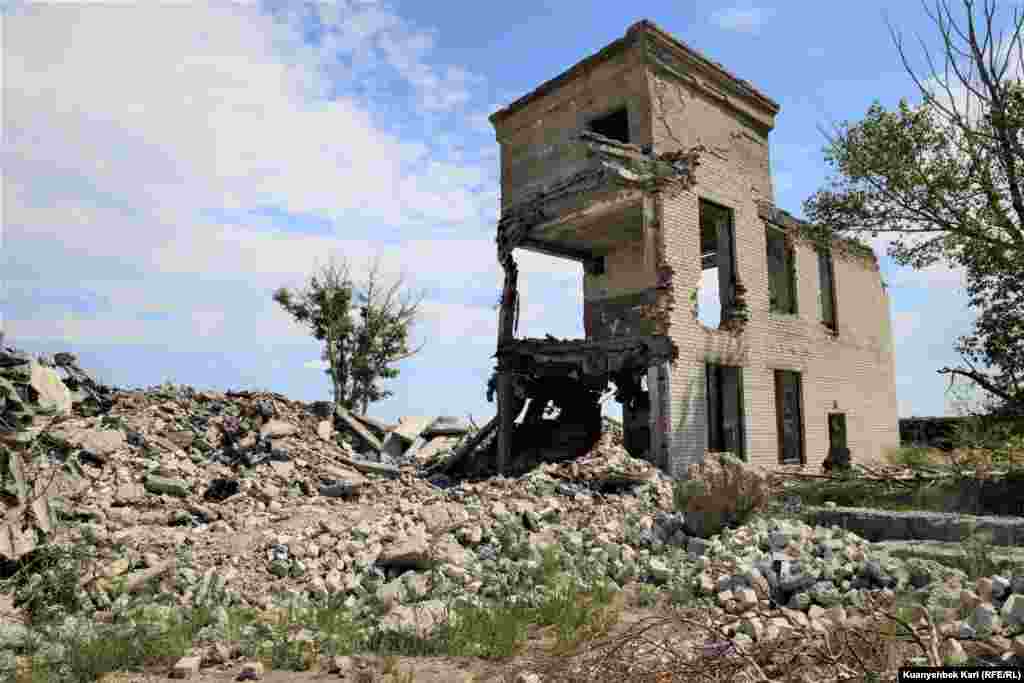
[958,621,978,640]
[768,531,789,551]
[1002,594,1024,628]
[319,480,360,499]
[687,537,710,557]
[684,510,726,539]
[993,575,1012,601]
[787,592,811,610]
[969,603,999,635]
[778,563,817,594]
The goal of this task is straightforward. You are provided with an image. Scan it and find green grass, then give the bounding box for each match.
[4,540,624,679]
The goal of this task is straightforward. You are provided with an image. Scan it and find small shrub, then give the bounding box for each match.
[885,445,943,471]
[0,540,94,625]
[674,453,769,537]
[954,526,1000,581]
[636,584,659,608]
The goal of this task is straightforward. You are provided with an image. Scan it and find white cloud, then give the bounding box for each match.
[5,2,508,357]
[7,3,492,236]
[710,7,775,34]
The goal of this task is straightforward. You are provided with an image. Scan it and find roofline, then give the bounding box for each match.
[489,19,779,126]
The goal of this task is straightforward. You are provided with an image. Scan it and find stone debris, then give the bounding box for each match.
[4,344,1024,677]
[170,655,201,679]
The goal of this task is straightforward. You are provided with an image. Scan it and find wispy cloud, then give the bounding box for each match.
[710,7,776,34]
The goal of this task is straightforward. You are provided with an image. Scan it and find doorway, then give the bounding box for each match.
[774,370,804,464]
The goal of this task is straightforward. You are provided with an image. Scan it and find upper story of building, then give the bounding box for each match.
[489,19,781,212]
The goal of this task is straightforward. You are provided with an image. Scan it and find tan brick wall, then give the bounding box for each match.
[583,240,652,300]
[495,49,653,208]
[656,154,899,476]
[647,72,774,203]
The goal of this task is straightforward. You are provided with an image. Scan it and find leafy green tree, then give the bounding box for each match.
[273,256,424,415]
[799,0,1024,414]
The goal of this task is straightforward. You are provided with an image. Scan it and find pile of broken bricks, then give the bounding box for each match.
[9,345,1024,680]
[0,345,678,679]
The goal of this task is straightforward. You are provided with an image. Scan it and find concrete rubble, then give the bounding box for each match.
[2,345,1024,678]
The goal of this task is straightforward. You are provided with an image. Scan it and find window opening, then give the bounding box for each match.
[774,370,805,464]
[706,363,745,459]
[818,248,837,331]
[767,226,797,314]
[698,200,737,328]
[589,108,630,144]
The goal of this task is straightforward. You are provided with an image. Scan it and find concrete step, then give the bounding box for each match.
[799,505,1024,546]
[871,539,1024,569]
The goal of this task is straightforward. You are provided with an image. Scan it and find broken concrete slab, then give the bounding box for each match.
[316,419,333,442]
[334,404,383,453]
[50,426,127,459]
[422,416,471,438]
[29,360,72,416]
[259,419,298,439]
[390,416,435,443]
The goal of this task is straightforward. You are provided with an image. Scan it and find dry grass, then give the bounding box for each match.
[523,591,946,682]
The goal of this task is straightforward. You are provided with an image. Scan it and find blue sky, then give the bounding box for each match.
[4,1,992,423]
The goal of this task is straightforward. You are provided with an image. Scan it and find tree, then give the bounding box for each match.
[273,256,425,415]
[799,0,1024,414]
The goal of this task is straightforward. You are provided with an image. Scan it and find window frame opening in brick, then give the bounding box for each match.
[706,363,746,460]
[766,225,798,315]
[774,369,805,465]
[817,248,838,333]
[697,199,738,329]
[512,250,588,340]
[588,107,630,144]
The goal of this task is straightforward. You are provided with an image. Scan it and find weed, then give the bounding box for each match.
[673,453,769,537]
[951,525,1015,580]
[636,583,659,608]
[17,604,214,682]
[0,539,95,626]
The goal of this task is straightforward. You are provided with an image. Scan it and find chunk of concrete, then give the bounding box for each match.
[390,416,435,442]
[170,655,201,679]
[422,416,471,438]
[29,361,72,416]
[259,419,298,439]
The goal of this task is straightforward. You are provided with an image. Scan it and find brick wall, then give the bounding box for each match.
[651,72,899,475]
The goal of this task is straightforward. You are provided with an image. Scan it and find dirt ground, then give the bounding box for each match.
[88,586,699,683]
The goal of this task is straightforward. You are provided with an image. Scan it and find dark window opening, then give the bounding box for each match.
[589,108,630,144]
[707,363,745,459]
[818,249,837,332]
[767,226,797,314]
[774,370,805,464]
[698,200,737,328]
[828,413,847,451]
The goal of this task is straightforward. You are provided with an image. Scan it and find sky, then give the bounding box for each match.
[3,0,1000,424]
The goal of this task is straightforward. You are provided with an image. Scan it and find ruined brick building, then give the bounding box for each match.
[487,20,899,477]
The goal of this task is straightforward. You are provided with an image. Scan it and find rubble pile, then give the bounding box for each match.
[2,345,1024,677]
